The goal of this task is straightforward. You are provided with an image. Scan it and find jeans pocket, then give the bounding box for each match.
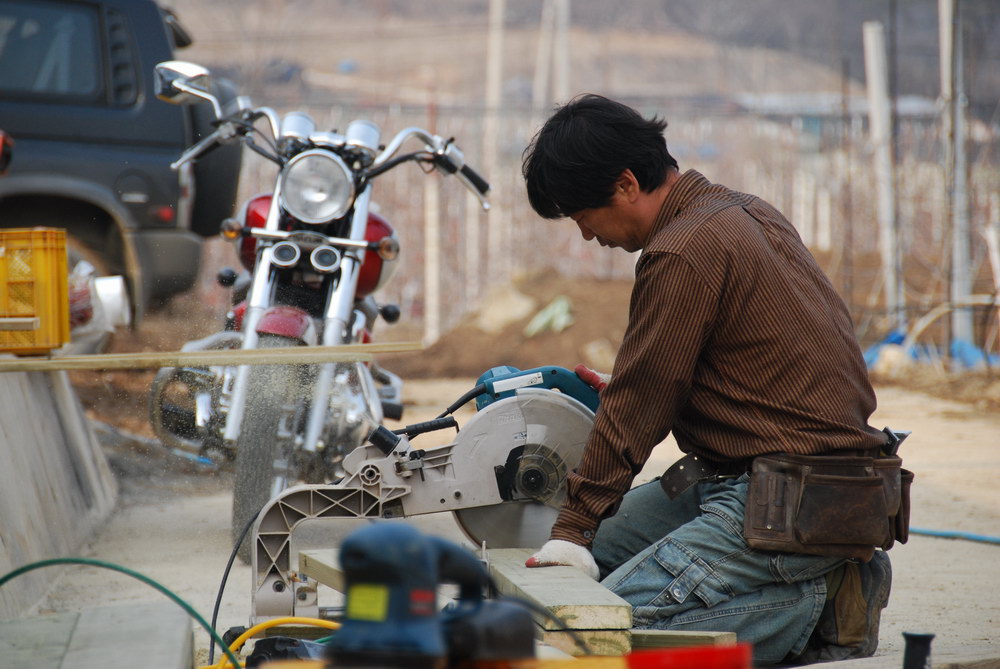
[651,539,732,609]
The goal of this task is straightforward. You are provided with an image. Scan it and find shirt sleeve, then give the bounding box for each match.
[549,251,719,547]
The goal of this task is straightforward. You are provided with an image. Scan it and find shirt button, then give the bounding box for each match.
[672,588,684,599]
[582,530,594,539]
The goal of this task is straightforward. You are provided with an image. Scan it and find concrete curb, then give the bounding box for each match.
[0,370,117,620]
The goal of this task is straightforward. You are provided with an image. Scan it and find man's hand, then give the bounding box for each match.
[525,539,599,580]
[575,364,611,392]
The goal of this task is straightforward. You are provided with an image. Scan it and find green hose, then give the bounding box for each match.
[0,557,243,669]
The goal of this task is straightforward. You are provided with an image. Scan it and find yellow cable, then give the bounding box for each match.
[199,616,341,669]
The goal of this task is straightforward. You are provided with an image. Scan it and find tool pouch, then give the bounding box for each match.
[743,452,913,561]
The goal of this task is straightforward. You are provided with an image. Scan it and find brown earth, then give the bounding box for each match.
[379,270,633,379]
[71,271,1000,440]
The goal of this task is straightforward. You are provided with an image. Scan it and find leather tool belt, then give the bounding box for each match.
[743,448,913,561]
[660,429,914,561]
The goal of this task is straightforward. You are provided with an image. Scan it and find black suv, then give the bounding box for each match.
[0,0,241,321]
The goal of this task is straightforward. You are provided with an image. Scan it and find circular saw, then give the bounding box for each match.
[384,365,597,549]
[248,366,598,621]
[451,387,594,548]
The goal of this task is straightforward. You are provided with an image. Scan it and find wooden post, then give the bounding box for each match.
[944,0,974,348]
[863,21,902,330]
[424,134,442,346]
[553,0,570,103]
[816,186,833,253]
[532,0,555,114]
[484,0,506,285]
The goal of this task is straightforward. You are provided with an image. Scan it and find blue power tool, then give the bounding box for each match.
[324,523,535,668]
[424,366,599,424]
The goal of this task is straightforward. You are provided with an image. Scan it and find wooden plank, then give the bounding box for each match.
[300,548,345,593]
[630,628,737,649]
[0,341,422,372]
[487,548,632,631]
[540,629,631,657]
[299,549,461,604]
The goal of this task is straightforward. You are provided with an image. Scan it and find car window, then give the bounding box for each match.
[0,0,101,101]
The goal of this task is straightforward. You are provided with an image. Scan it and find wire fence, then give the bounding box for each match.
[218,100,999,354]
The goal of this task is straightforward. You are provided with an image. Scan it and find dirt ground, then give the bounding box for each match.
[70,271,1000,434]
[55,275,1000,665]
[39,378,1000,666]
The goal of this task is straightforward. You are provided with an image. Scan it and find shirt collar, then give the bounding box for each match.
[649,169,712,240]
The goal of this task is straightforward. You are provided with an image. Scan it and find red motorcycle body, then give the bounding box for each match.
[238,194,398,297]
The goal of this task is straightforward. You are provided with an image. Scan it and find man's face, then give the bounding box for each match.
[570,201,643,253]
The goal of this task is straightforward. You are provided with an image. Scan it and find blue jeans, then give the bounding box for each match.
[592,476,845,665]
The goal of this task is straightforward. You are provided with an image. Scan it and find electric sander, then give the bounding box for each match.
[325,522,535,668]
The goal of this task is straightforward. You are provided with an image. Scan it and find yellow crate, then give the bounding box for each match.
[0,228,70,355]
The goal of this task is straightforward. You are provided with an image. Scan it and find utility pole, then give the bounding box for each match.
[940,0,974,349]
[863,21,902,331]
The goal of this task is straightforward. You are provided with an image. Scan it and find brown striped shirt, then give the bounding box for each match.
[550,170,886,547]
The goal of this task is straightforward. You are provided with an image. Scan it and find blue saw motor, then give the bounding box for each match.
[474,365,599,413]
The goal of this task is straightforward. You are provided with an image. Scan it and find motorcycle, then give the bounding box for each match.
[147,61,490,559]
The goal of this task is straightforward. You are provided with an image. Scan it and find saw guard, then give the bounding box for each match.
[449,389,594,549]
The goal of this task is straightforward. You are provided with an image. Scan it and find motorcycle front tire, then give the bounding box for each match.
[232,334,301,563]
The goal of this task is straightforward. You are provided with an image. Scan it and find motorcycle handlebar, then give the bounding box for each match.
[372,127,491,209]
[170,126,224,170]
[459,164,490,197]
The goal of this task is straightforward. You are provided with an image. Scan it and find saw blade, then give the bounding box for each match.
[454,500,557,549]
[453,389,593,548]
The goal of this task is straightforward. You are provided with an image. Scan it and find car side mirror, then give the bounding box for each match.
[154,61,223,117]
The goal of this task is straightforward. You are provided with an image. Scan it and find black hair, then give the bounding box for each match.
[521,94,677,219]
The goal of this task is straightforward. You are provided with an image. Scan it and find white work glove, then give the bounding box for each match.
[525,539,599,580]
[575,364,611,392]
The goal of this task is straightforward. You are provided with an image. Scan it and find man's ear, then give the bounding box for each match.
[615,169,641,201]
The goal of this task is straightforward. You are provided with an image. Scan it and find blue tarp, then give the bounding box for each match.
[863,330,1000,370]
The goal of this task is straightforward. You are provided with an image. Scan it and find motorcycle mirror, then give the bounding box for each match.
[154,61,222,116]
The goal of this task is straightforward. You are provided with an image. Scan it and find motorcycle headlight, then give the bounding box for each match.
[280,150,355,224]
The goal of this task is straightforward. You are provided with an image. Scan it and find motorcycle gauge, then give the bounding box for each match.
[280,150,355,223]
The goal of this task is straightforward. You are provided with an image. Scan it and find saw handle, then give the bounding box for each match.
[393,416,459,438]
[369,425,403,455]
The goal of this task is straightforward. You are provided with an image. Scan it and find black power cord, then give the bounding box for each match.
[208,507,262,665]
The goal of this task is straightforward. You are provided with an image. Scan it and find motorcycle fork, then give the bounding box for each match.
[223,245,278,444]
[301,188,376,454]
